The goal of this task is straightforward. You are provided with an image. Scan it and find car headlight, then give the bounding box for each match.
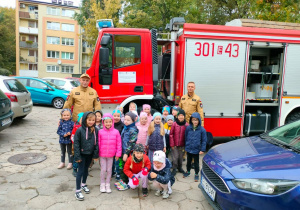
[233,179,299,195]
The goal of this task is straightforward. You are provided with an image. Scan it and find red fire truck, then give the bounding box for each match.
[86,18,300,137]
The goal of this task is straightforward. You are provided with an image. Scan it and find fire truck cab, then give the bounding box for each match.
[87,19,300,137]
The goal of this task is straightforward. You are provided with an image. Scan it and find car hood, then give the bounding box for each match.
[207,136,300,180]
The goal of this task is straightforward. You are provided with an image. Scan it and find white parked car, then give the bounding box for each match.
[42,78,80,91]
[0,76,33,119]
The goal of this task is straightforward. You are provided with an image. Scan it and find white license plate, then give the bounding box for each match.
[23,107,30,112]
[201,176,216,201]
[1,118,12,126]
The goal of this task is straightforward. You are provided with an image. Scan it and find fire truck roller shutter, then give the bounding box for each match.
[184,38,247,117]
[281,44,300,125]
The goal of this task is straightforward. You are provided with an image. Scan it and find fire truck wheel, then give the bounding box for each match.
[285,109,300,124]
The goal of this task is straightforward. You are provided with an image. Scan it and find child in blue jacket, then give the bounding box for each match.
[183,112,207,182]
[148,150,175,199]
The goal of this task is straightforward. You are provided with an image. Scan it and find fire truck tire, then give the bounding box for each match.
[285,109,300,124]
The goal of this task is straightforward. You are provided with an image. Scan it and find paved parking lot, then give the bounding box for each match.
[0,106,213,210]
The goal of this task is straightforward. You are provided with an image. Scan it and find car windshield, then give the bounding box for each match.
[43,80,62,90]
[264,120,300,150]
[4,79,28,92]
[70,80,80,87]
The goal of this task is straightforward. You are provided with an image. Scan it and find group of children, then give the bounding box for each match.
[57,102,207,201]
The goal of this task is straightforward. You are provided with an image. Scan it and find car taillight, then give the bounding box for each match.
[5,93,18,102]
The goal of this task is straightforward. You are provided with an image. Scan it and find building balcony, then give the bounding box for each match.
[19,41,38,49]
[20,56,38,63]
[19,11,38,20]
[19,70,38,77]
[19,27,38,35]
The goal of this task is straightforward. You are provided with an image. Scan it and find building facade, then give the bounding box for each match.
[16,0,92,78]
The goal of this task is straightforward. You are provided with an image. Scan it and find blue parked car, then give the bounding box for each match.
[199,120,300,210]
[15,77,69,109]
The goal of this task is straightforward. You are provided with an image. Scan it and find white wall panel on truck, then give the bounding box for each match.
[280,44,300,125]
[184,39,247,117]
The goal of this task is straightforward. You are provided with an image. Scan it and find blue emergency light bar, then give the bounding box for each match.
[96,19,114,31]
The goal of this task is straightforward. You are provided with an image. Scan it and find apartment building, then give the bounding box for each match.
[16,0,92,78]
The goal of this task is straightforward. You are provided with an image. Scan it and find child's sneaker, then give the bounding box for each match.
[155,190,162,196]
[75,191,84,201]
[194,174,199,182]
[117,184,128,191]
[100,184,106,193]
[183,171,191,178]
[162,190,169,199]
[67,163,73,170]
[142,188,148,197]
[57,162,65,169]
[81,185,90,194]
[178,168,185,173]
[105,184,111,193]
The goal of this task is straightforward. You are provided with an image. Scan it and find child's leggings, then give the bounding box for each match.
[60,143,72,163]
[76,154,93,191]
[153,180,168,191]
[128,171,148,189]
[100,157,114,184]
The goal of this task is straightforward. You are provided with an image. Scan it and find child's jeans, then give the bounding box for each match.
[115,158,120,175]
[60,143,72,163]
[171,146,184,170]
[128,171,148,189]
[153,180,168,191]
[100,157,114,184]
[148,149,155,163]
[119,154,129,183]
[76,154,93,190]
[187,152,200,174]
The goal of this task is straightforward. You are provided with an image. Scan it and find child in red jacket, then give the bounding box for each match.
[123,144,151,197]
[71,112,84,177]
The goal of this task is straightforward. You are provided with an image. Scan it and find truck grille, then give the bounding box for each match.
[202,161,230,193]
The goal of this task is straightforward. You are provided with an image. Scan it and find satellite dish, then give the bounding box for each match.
[57,60,62,65]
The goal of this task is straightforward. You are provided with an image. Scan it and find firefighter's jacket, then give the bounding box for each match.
[63,86,102,122]
[179,93,204,126]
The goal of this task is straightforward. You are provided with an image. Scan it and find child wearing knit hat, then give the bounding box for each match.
[162,105,171,124]
[170,108,188,176]
[123,144,151,197]
[164,115,174,158]
[136,112,149,151]
[172,106,179,118]
[115,112,138,191]
[145,112,166,164]
[148,150,175,199]
[142,104,152,125]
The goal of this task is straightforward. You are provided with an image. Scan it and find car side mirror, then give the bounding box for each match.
[100,47,109,67]
[44,87,50,92]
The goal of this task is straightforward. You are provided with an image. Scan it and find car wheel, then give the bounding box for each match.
[285,109,300,124]
[52,98,65,109]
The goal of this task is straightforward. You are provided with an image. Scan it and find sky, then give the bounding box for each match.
[0,0,82,8]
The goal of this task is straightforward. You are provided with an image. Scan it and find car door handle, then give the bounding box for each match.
[134,86,143,92]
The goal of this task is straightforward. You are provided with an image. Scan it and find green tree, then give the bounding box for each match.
[0,7,15,75]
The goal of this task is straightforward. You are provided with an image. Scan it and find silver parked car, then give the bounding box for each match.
[42,77,80,91]
[0,76,33,119]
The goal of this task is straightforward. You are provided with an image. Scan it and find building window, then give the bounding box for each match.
[22,36,26,41]
[62,9,75,17]
[47,7,60,16]
[62,52,74,60]
[47,51,59,58]
[28,50,35,56]
[29,64,38,70]
[62,66,74,73]
[47,22,60,30]
[82,67,88,73]
[28,6,38,13]
[61,23,74,32]
[62,38,74,46]
[28,21,37,28]
[47,36,60,45]
[47,65,59,72]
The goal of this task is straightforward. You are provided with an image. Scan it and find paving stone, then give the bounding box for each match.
[6,172,31,183]
[200,199,214,210]
[29,145,46,150]
[44,175,69,185]
[27,196,56,209]
[153,200,179,210]
[171,181,192,192]
[47,203,73,210]
[169,192,186,202]
[6,189,38,203]
[185,189,206,202]
[178,199,204,210]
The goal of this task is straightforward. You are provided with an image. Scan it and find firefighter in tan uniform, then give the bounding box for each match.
[63,74,102,122]
[179,82,204,126]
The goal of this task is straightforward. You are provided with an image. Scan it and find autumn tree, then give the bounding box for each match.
[0,7,15,74]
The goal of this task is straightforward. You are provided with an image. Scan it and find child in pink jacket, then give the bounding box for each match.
[98,113,122,193]
[136,112,149,152]
[143,104,152,125]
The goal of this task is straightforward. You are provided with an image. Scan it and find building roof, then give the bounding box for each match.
[19,0,79,9]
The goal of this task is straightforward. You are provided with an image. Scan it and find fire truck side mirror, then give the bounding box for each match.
[100,47,109,68]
